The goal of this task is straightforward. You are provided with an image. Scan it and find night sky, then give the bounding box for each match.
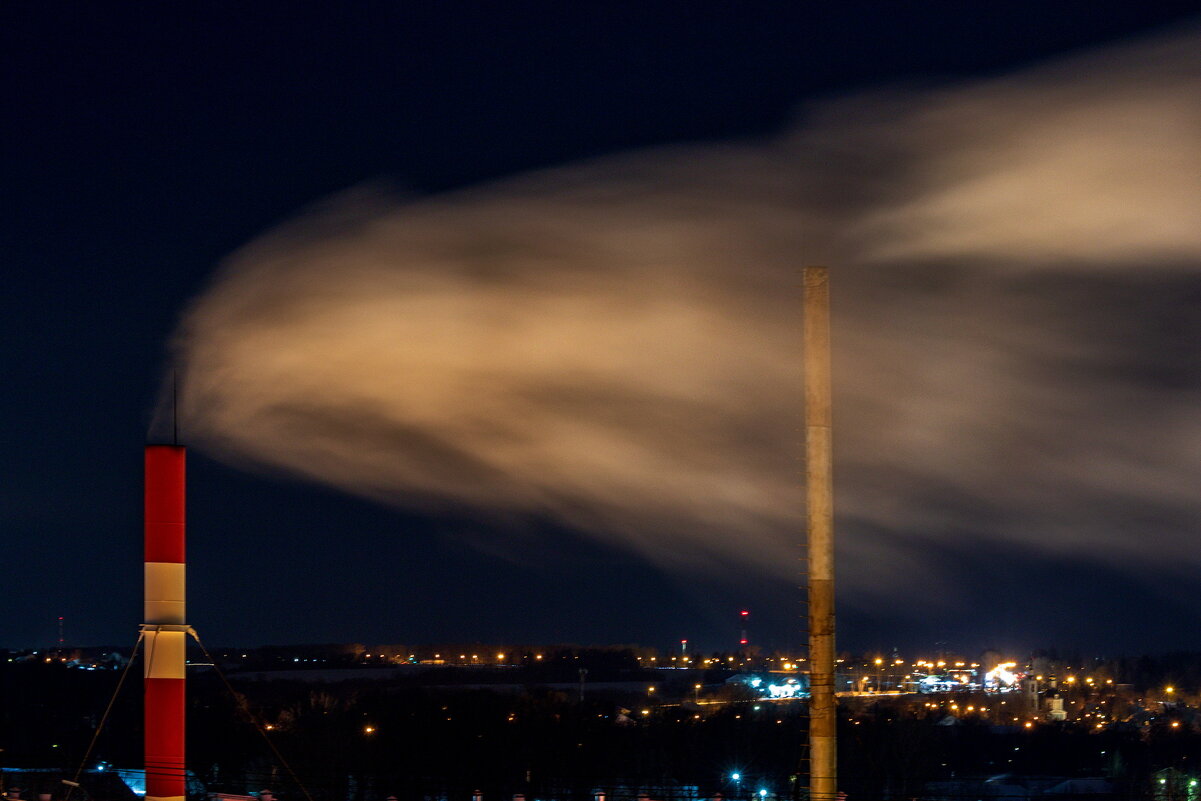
[5,3,1201,655]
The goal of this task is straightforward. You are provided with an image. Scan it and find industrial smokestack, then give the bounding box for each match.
[144,445,187,801]
[804,266,836,800]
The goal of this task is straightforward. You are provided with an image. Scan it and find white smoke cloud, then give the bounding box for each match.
[166,26,1201,604]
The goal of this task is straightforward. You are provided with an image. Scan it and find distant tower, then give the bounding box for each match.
[739,609,750,647]
[680,639,688,662]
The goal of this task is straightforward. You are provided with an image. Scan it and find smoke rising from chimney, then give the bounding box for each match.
[159,26,1201,605]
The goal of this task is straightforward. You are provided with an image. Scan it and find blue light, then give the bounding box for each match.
[759,791,767,798]
[731,774,741,782]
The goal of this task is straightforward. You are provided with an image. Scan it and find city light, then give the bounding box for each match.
[985,662,1018,688]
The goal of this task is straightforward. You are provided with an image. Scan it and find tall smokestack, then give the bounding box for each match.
[804,266,836,800]
[144,445,186,801]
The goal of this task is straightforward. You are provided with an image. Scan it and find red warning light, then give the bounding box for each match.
[681,639,688,644]
[740,639,749,645]
[740,610,749,617]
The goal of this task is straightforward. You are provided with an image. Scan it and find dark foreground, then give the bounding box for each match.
[4,661,1201,801]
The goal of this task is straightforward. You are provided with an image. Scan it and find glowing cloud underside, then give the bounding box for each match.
[163,27,1201,604]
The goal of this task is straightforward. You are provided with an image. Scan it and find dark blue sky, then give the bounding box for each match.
[4,3,1200,654]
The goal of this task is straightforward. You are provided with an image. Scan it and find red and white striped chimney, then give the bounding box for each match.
[144,445,186,801]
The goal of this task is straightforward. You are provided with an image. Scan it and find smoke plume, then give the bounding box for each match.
[165,27,1201,604]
